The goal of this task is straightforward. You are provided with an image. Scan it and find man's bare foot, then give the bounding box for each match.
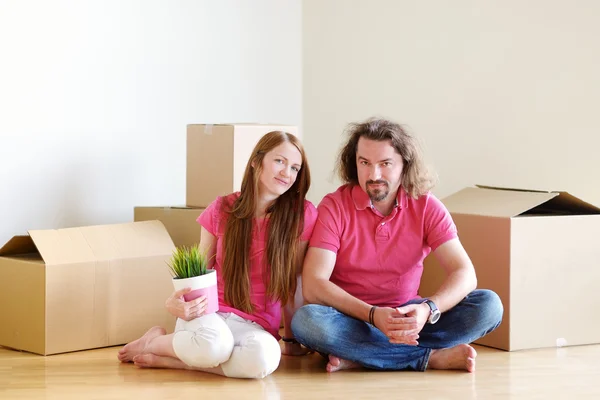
[428,344,477,372]
[117,326,166,362]
[326,355,360,373]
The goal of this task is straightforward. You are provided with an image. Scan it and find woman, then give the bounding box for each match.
[118,131,317,379]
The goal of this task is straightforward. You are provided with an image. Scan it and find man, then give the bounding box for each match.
[291,118,503,373]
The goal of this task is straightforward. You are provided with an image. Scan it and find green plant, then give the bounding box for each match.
[167,246,211,279]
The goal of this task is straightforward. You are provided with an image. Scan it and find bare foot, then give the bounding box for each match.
[428,344,477,372]
[133,353,189,369]
[133,353,225,376]
[117,326,166,362]
[326,355,360,373]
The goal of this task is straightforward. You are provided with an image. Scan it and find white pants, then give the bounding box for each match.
[172,312,281,379]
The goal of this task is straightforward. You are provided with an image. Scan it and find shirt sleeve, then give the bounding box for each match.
[424,194,458,251]
[308,195,342,254]
[197,197,221,237]
[300,200,319,241]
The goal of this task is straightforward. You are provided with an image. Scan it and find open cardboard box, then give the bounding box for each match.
[0,221,177,355]
[420,185,600,351]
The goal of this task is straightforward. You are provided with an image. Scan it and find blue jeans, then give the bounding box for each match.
[291,289,503,371]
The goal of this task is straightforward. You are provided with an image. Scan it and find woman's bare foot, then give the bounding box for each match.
[133,353,189,369]
[428,344,477,372]
[133,353,226,376]
[326,355,361,373]
[117,326,166,362]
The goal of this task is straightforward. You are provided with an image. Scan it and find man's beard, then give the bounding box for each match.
[366,180,390,202]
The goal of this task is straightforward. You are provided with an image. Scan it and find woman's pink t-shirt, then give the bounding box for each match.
[197,192,318,338]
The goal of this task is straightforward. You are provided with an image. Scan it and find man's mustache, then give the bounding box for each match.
[367,180,388,186]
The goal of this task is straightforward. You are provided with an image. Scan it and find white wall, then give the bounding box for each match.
[302,1,600,207]
[0,0,301,245]
[4,1,598,247]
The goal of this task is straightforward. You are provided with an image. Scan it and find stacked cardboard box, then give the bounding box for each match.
[419,185,600,351]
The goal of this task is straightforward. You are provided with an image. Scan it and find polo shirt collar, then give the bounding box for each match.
[351,184,406,210]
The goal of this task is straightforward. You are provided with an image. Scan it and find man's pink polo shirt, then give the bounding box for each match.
[309,184,457,308]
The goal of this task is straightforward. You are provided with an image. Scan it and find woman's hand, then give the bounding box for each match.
[165,288,208,321]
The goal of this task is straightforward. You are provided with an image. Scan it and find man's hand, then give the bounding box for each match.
[391,303,431,343]
[165,288,208,321]
[372,304,429,345]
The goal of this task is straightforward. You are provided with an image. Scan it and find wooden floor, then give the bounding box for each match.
[2,343,599,399]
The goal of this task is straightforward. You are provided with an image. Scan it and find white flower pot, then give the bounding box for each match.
[172,269,218,314]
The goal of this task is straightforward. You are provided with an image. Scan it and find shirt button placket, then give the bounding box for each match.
[376,220,389,241]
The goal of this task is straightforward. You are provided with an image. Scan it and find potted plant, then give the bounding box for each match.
[167,245,219,314]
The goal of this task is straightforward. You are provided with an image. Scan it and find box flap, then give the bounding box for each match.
[444,185,600,217]
[525,190,600,215]
[0,236,38,257]
[475,185,600,215]
[28,221,175,265]
[442,186,559,217]
[79,220,175,260]
[29,227,98,265]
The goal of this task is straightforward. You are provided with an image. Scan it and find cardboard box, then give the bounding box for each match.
[0,221,177,355]
[186,123,299,207]
[419,185,600,351]
[134,206,205,248]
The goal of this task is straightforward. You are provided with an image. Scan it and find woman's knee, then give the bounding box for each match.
[223,334,281,379]
[173,327,234,368]
[245,337,281,379]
